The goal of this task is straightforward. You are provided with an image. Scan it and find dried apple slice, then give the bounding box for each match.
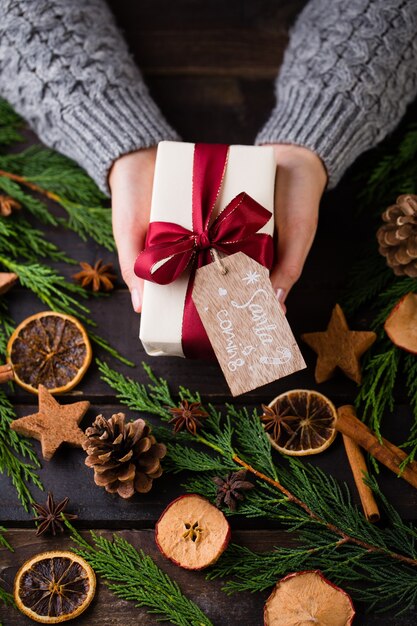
[155,494,230,570]
[264,570,355,626]
[384,292,417,353]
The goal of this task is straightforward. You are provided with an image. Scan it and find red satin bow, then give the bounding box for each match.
[134,191,273,284]
[134,143,274,359]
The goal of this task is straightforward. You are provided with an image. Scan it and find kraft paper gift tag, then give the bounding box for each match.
[192,252,306,396]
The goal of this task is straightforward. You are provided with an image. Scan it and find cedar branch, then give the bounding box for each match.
[97,362,417,572]
[232,454,417,568]
[0,169,61,203]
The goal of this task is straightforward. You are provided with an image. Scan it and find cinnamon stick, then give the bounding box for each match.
[0,363,14,384]
[336,405,417,490]
[342,434,380,522]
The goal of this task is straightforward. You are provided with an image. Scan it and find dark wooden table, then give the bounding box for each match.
[1,2,416,624]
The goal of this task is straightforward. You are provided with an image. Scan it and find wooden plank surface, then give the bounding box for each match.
[1,530,415,626]
[1,405,416,527]
[1,1,416,624]
[110,0,307,77]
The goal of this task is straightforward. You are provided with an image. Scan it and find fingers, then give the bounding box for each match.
[112,198,148,313]
[113,225,145,312]
[269,145,327,303]
[109,148,156,313]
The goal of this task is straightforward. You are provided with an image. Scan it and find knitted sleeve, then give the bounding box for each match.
[256,0,417,188]
[0,0,179,194]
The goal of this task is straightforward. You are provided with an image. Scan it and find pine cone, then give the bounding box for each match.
[83,413,166,499]
[377,194,417,277]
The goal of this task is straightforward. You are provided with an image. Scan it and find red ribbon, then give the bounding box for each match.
[134,143,274,360]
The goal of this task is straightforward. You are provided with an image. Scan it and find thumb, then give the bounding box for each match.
[112,216,147,313]
[117,240,145,313]
[270,206,319,301]
[270,153,323,303]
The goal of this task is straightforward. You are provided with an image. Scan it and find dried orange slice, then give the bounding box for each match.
[14,550,96,623]
[261,389,337,456]
[7,311,92,394]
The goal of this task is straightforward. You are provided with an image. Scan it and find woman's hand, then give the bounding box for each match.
[267,144,327,308]
[109,146,157,312]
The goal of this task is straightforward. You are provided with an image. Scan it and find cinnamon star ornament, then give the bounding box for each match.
[301,304,376,384]
[10,385,89,460]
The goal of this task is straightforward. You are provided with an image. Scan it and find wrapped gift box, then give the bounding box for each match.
[138,141,276,358]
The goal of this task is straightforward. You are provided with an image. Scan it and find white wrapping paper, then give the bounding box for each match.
[139,141,276,357]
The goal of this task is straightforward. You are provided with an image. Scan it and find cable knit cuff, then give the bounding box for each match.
[255,85,374,188]
[47,84,180,195]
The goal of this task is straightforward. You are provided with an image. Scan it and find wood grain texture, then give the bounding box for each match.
[1,1,416,623]
[1,406,417,526]
[108,0,308,77]
[1,529,415,626]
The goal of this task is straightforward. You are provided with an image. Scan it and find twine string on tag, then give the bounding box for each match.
[211,248,228,275]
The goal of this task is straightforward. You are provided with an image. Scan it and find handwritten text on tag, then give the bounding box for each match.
[192,252,306,396]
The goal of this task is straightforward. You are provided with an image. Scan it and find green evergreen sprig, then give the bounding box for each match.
[0,390,43,511]
[0,153,114,248]
[0,526,14,613]
[65,521,213,626]
[0,302,14,356]
[98,362,417,615]
[0,98,114,250]
[0,526,12,552]
[0,255,91,319]
[0,175,58,226]
[0,98,133,365]
[0,216,71,264]
[342,120,417,466]
[209,476,417,614]
[355,344,399,439]
[0,98,22,149]
[356,122,417,210]
[0,585,14,611]
[399,355,417,469]
[0,146,106,206]
[98,359,176,418]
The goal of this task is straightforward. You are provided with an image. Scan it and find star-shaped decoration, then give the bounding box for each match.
[10,385,90,460]
[242,270,261,285]
[301,304,376,384]
[73,259,117,292]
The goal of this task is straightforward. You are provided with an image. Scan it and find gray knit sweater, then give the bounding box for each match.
[0,0,416,193]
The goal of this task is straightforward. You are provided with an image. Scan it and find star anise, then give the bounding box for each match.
[260,403,298,443]
[213,470,254,511]
[168,400,209,435]
[0,194,21,217]
[32,492,77,536]
[73,259,117,292]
